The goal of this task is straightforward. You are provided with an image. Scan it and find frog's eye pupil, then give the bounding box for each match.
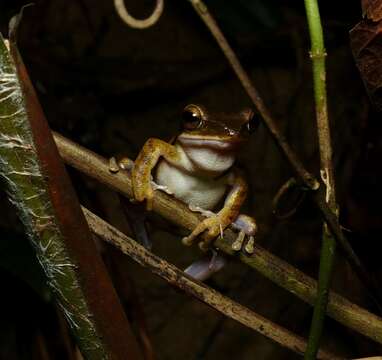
[183,109,202,130]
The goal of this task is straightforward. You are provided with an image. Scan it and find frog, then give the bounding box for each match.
[122,104,258,254]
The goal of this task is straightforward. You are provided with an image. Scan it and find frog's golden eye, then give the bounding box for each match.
[182,105,203,130]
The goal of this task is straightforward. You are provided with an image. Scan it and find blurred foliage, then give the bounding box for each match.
[0,228,51,302]
[205,0,281,32]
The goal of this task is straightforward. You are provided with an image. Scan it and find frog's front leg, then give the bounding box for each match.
[132,138,179,210]
[182,168,248,251]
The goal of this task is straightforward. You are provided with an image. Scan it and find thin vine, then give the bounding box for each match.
[303,0,338,358]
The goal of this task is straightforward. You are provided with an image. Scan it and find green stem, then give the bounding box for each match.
[306,230,336,359]
[304,0,338,359]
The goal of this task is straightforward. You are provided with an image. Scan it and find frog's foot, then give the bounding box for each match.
[231,231,255,254]
[232,230,246,251]
[109,157,135,173]
[231,214,257,254]
[182,215,226,251]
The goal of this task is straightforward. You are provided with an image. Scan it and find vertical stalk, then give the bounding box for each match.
[304,0,338,359]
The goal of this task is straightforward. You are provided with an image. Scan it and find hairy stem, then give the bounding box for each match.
[304,1,338,358]
[0,15,143,359]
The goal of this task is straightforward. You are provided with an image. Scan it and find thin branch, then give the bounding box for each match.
[304,0,337,358]
[53,131,382,346]
[186,0,381,307]
[83,206,341,360]
[187,0,318,191]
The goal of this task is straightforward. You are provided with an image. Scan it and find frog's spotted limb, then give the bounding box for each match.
[182,168,247,250]
[132,138,179,211]
[110,156,174,196]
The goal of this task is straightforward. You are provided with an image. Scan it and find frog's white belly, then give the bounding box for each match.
[155,160,227,210]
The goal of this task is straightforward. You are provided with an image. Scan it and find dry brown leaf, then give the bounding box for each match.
[350,3,382,111]
[363,0,382,21]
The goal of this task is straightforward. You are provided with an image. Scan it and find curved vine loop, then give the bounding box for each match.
[114,0,164,29]
[272,177,307,220]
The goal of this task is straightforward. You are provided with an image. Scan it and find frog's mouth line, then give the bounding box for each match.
[177,134,242,151]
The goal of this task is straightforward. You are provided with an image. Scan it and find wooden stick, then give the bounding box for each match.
[83,206,341,359]
[53,131,382,346]
[187,0,381,307]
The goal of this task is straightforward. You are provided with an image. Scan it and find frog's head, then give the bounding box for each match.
[177,104,258,173]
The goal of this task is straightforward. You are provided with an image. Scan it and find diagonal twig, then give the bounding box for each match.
[186,0,382,310]
[83,206,341,360]
[52,131,382,346]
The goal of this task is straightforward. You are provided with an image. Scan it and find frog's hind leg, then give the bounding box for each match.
[119,195,153,250]
[184,251,227,281]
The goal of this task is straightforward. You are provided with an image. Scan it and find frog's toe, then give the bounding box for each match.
[198,241,210,252]
[183,216,227,251]
[182,236,193,246]
[182,232,200,246]
[232,230,246,251]
[182,218,213,247]
[108,157,120,173]
[199,225,222,251]
[182,224,205,246]
[244,236,255,254]
[231,232,255,254]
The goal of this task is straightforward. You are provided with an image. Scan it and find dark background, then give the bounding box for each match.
[0,0,381,359]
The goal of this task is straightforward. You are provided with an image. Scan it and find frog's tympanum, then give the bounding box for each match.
[125,104,258,253]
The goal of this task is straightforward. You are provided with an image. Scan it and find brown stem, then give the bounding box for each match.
[187,0,382,308]
[83,206,341,360]
[188,0,318,190]
[53,131,382,346]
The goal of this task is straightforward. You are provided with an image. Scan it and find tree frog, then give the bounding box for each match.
[124,104,258,254]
